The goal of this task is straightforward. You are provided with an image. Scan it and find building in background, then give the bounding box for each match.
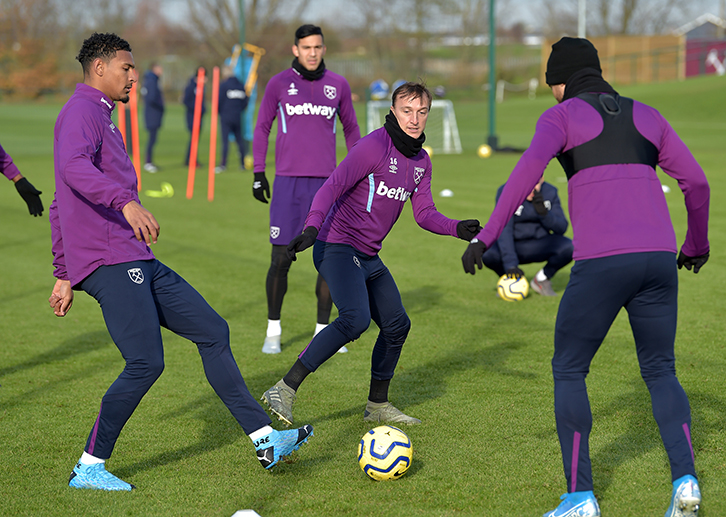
[675,13,726,77]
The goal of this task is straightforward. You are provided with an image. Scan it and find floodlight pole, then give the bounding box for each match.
[578,0,587,38]
[487,0,498,151]
[238,0,247,84]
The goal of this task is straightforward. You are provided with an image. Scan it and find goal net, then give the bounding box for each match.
[366,100,463,154]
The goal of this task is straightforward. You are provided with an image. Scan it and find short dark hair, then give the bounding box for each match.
[76,33,131,75]
[295,24,324,45]
[391,81,432,108]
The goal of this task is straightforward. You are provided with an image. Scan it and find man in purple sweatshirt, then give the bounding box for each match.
[1,142,43,216]
[48,32,312,492]
[260,82,480,426]
[252,24,361,355]
[462,38,709,517]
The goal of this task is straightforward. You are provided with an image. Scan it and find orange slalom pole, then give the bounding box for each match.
[129,83,142,190]
[118,102,127,148]
[186,67,206,199]
[208,66,220,202]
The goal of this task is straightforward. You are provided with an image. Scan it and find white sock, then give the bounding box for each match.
[248,425,274,442]
[536,269,548,282]
[80,451,105,465]
[314,323,328,336]
[266,319,281,337]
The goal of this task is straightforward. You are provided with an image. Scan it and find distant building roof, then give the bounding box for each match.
[674,13,726,37]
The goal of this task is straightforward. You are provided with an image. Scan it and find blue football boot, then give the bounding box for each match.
[665,475,700,517]
[68,462,134,491]
[255,425,313,469]
[543,491,600,517]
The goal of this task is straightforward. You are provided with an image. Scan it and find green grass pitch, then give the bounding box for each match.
[1,75,725,516]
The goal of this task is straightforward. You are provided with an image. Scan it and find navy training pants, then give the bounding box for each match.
[79,259,270,459]
[220,120,246,168]
[553,251,695,492]
[298,241,411,380]
[482,234,573,278]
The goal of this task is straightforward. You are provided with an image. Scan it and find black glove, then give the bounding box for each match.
[505,267,525,279]
[677,250,709,274]
[456,219,481,241]
[287,226,318,261]
[15,177,43,217]
[461,239,487,275]
[252,172,270,203]
[531,190,548,216]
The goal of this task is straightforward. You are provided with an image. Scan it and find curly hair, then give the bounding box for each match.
[76,33,132,75]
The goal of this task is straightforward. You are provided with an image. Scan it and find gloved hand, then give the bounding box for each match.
[531,190,548,216]
[15,177,43,216]
[677,250,709,274]
[456,219,481,241]
[252,172,270,203]
[505,267,525,279]
[287,226,319,261]
[461,239,487,275]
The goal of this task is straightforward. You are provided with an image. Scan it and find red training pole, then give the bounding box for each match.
[186,67,206,199]
[208,66,220,202]
[129,82,142,191]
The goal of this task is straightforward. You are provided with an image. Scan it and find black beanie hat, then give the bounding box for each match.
[546,37,601,85]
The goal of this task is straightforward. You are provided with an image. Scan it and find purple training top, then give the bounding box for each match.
[475,95,710,261]
[305,126,459,256]
[50,83,154,287]
[0,142,21,181]
[253,67,360,178]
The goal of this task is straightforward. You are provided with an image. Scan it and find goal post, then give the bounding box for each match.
[366,99,463,154]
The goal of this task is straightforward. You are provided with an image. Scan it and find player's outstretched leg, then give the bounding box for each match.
[543,491,600,517]
[665,475,700,517]
[363,401,421,425]
[261,380,296,426]
[255,425,313,470]
[68,461,135,491]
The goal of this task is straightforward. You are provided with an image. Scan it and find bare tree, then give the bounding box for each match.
[540,0,710,37]
[350,0,398,73]
[183,0,313,65]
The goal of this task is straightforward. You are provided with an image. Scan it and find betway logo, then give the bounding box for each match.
[285,102,337,119]
[376,180,411,202]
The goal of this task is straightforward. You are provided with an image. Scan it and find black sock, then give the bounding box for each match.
[283,360,312,392]
[266,245,292,320]
[315,274,333,324]
[368,378,390,404]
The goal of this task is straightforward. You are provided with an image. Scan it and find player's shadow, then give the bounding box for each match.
[400,285,443,314]
[393,338,538,407]
[114,392,243,478]
[0,330,113,407]
[304,337,537,428]
[282,332,314,351]
[589,379,726,496]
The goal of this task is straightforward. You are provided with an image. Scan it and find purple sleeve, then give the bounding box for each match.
[305,139,379,230]
[651,114,710,256]
[0,142,21,181]
[476,107,566,247]
[56,108,137,211]
[49,196,68,280]
[338,79,361,151]
[252,77,279,174]
[410,161,458,236]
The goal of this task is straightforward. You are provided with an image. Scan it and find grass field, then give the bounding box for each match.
[1,75,725,516]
